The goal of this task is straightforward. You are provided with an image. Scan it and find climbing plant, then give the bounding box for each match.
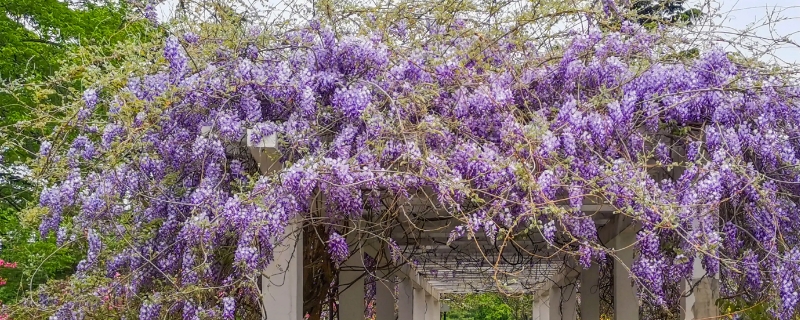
[2,0,800,319]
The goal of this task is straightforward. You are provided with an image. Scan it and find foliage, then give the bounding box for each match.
[0,205,80,305]
[628,0,703,28]
[445,293,531,320]
[599,0,703,33]
[0,0,137,167]
[0,0,143,307]
[0,0,129,80]
[718,298,774,319]
[2,0,800,319]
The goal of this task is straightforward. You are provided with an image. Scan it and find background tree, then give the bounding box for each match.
[445,293,532,320]
[629,0,703,28]
[0,0,143,305]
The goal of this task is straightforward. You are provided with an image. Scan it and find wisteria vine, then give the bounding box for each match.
[11,5,800,319]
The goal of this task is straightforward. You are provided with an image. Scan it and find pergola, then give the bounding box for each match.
[248,132,720,320]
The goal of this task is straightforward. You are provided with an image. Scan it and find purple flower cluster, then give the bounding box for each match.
[328,231,349,267]
[632,231,668,306]
[222,297,235,320]
[332,86,371,121]
[164,36,188,80]
[139,301,161,320]
[76,229,102,273]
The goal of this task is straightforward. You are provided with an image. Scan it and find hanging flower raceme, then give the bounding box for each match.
[328,231,349,267]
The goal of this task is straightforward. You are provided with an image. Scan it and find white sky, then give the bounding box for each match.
[714,0,799,63]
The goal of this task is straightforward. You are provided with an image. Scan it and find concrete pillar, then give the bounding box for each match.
[253,131,302,319]
[425,293,440,320]
[261,221,303,319]
[563,280,579,320]
[548,285,560,319]
[683,257,719,319]
[413,287,427,320]
[532,290,550,320]
[397,276,414,320]
[614,229,639,320]
[376,274,395,320]
[580,264,600,320]
[682,217,720,320]
[549,279,577,320]
[434,298,441,320]
[340,253,366,320]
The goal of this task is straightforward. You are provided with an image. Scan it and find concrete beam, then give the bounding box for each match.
[598,214,634,246]
[530,258,579,301]
[397,264,440,299]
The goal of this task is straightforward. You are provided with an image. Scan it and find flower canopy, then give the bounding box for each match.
[18,5,800,319]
